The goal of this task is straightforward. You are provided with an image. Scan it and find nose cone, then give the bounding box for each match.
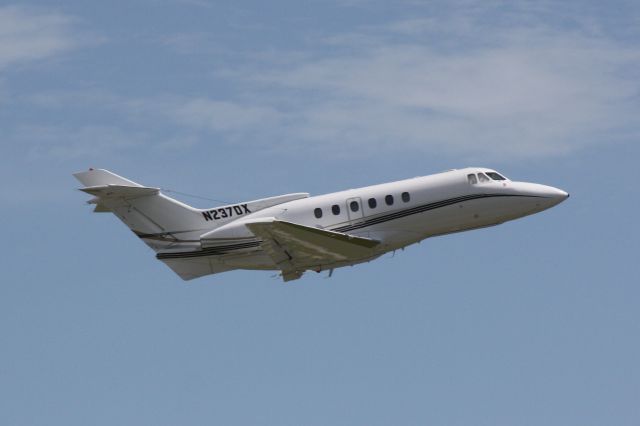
[545,186,570,205]
[509,182,569,213]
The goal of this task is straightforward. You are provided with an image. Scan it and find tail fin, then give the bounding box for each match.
[73,169,206,252]
[74,168,311,281]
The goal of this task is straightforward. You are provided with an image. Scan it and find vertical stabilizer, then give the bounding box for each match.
[73,169,207,253]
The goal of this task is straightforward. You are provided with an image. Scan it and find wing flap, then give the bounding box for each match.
[244,218,379,281]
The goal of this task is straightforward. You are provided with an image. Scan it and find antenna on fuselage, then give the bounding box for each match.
[161,188,230,205]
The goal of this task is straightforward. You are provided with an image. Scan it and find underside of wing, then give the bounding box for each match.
[159,257,235,281]
[244,218,380,282]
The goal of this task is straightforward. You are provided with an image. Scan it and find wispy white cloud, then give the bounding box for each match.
[22,89,284,153]
[238,15,640,159]
[159,32,226,55]
[0,5,83,70]
[15,2,640,162]
[169,98,283,132]
[25,88,122,109]
[158,6,640,160]
[16,124,149,160]
[17,90,284,157]
[169,0,215,9]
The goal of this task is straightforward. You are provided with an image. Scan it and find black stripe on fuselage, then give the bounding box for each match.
[332,193,543,233]
[156,240,261,259]
[332,193,542,233]
[155,193,545,260]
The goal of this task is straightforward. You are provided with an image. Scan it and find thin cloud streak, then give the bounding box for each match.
[13,6,640,162]
[157,16,640,159]
[0,5,82,70]
[248,25,640,159]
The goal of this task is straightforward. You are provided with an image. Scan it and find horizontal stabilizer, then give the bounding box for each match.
[73,168,141,188]
[79,185,159,199]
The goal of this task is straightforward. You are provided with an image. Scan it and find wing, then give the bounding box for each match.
[244,218,380,282]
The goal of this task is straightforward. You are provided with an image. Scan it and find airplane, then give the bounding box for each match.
[74,167,568,282]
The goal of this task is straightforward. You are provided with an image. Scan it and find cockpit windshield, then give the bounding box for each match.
[467,170,509,185]
[486,172,506,181]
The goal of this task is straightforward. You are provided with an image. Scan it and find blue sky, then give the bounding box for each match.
[1,1,639,425]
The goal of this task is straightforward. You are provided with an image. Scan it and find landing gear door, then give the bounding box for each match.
[346,197,365,223]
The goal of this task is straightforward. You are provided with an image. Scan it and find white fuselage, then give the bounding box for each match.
[177,167,568,272]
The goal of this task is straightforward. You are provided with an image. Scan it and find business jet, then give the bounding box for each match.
[74,168,568,282]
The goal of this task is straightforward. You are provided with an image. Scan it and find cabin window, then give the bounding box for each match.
[478,173,490,183]
[385,195,394,206]
[332,204,341,215]
[467,174,477,184]
[314,208,323,219]
[350,201,359,212]
[368,198,377,209]
[487,172,506,181]
[401,192,410,202]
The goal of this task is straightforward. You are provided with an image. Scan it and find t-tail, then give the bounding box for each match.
[73,168,308,280]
